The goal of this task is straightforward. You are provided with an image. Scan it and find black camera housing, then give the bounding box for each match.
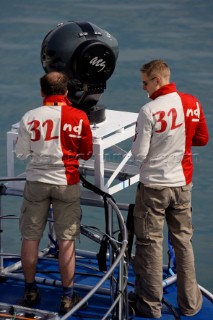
[41,21,119,123]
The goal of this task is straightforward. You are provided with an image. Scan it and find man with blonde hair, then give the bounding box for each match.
[131,59,209,318]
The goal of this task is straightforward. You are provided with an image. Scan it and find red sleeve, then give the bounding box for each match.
[178,92,209,147]
[78,121,93,160]
[77,113,93,160]
[192,107,209,146]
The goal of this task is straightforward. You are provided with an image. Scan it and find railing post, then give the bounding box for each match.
[107,203,115,305]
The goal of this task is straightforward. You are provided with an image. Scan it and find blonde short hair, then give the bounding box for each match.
[140,60,170,79]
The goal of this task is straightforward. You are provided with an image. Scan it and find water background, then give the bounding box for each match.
[0,0,212,293]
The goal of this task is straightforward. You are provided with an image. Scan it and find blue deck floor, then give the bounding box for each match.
[0,257,212,320]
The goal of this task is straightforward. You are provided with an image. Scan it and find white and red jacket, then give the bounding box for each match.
[131,83,209,186]
[16,95,93,185]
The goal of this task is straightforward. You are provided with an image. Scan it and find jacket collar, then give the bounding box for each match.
[43,95,72,106]
[150,83,177,100]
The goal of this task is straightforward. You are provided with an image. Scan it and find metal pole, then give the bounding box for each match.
[0,192,3,271]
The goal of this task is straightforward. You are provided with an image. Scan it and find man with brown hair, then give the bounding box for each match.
[131,60,209,318]
[16,71,93,314]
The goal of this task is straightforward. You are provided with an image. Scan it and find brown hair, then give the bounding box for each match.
[140,60,170,79]
[40,71,69,96]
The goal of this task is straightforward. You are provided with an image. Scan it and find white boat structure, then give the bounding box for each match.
[0,21,212,320]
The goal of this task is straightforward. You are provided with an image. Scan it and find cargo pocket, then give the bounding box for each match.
[177,184,192,208]
[134,210,150,245]
[19,202,28,234]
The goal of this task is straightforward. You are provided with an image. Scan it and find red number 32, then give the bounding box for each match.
[27,119,58,141]
[153,108,182,133]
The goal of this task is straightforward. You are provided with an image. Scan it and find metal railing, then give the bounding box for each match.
[0,177,129,319]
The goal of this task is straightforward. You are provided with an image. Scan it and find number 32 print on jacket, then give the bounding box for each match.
[131,83,209,186]
[15,95,93,185]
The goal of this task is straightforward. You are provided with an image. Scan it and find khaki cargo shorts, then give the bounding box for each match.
[20,181,81,241]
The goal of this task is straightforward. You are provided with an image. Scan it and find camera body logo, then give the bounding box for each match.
[89,57,106,72]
